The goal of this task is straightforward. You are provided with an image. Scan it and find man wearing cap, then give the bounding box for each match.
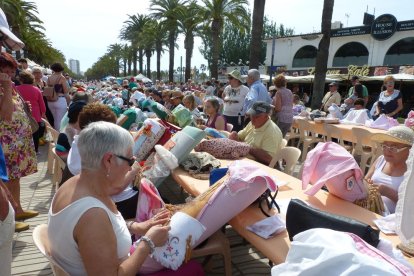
[320,82,342,112]
[229,101,283,165]
[243,69,272,122]
[170,90,184,109]
[348,76,369,106]
[222,69,249,132]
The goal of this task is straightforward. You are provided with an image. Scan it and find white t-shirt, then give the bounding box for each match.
[205,86,215,96]
[113,97,124,108]
[222,84,249,116]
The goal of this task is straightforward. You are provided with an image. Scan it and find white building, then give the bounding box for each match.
[68,59,80,75]
[264,13,414,76]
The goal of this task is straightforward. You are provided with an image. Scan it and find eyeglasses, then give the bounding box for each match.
[115,154,135,166]
[380,144,409,153]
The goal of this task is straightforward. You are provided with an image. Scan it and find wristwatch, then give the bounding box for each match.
[135,236,155,256]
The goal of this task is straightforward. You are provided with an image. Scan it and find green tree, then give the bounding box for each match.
[120,14,151,75]
[200,0,250,79]
[177,1,204,82]
[220,17,294,66]
[141,19,168,80]
[107,43,123,77]
[150,0,187,82]
[312,0,335,109]
[249,0,266,69]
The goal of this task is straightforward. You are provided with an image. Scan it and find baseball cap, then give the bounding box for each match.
[246,101,274,116]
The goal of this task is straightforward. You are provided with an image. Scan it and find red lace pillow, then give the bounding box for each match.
[194,138,250,159]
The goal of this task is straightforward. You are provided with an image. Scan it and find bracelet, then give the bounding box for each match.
[135,236,155,255]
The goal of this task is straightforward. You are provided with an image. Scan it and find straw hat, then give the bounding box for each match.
[227,69,243,83]
[371,126,414,146]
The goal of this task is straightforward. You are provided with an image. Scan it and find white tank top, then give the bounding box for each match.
[371,155,405,214]
[48,196,131,276]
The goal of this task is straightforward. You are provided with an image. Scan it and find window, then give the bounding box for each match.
[384,37,414,65]
[333,42,369,67]
[292,45,317,68]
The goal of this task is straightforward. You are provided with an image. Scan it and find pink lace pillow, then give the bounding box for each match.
[194,138,250,159]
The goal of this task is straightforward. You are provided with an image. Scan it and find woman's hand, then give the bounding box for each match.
[131,209,170,236]
[145,224,171,247]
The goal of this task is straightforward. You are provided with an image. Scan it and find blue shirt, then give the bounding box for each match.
[242,80,272,114]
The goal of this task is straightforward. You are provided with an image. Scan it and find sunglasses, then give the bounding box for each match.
[380,144,409,153]
[115,154,135,166]
[386,81,394,85]
[228,76,234,80]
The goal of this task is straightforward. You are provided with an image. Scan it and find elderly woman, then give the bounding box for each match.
[0,52,38,226]
[47,62,70,130]
[374,75,403,119]
[48,122,172,275]
[272,74,293,138]
[365,126,414,214]
[16,70,46,153]
[183,94,202,121]
[199,98,227,131]
[222,70,249,132]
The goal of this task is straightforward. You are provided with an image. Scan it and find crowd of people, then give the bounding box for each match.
[2,11,414,272]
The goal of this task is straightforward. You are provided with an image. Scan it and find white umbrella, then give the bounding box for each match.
[135,73,152,83]
[284,75,339,83]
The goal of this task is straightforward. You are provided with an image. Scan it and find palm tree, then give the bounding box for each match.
[150,0,187,82]
[120,14,151,75]
[201,0,250,79]
[177,1,204,82]
[141,19,168,80]
[249,0,265,69]
[107,43,123,76]
[311,0,335,109]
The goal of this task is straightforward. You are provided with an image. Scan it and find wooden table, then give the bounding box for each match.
[172,159,414,266]
[292,120,387,146]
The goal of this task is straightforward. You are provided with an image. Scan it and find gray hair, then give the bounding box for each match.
[247,69,260,81]
[77,121,134,171]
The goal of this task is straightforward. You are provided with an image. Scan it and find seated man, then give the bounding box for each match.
[229,101,282,165]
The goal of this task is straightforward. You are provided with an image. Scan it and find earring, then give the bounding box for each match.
[106,169,110,177]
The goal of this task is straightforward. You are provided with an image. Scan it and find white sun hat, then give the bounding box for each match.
[0,8,25,51]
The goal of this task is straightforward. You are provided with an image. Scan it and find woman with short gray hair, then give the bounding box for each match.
[48,121,171,275]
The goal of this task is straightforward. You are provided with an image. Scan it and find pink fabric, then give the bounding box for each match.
[135,179,164,225]
[16,84,46,122]
[348,233,414,275]
[404,111,414,129]
[368,114,400,130]
[195,160,277,244]
[226,160,277,194]
[301,142,367,201]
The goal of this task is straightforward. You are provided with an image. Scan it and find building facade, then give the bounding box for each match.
[68,59,80,75]
[265,14,414,77]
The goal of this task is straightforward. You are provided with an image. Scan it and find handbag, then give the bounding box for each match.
[17,93,39,134]
[44,76,63,102]
[286,198,380,247]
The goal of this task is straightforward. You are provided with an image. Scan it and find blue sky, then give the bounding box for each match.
[31,0,414,73]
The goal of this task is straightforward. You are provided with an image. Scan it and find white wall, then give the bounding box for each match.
[265,29,414,70]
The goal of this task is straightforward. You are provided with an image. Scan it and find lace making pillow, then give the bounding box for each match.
[194,138,250,159]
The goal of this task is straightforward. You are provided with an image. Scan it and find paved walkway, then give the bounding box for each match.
[11,143,276,275]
